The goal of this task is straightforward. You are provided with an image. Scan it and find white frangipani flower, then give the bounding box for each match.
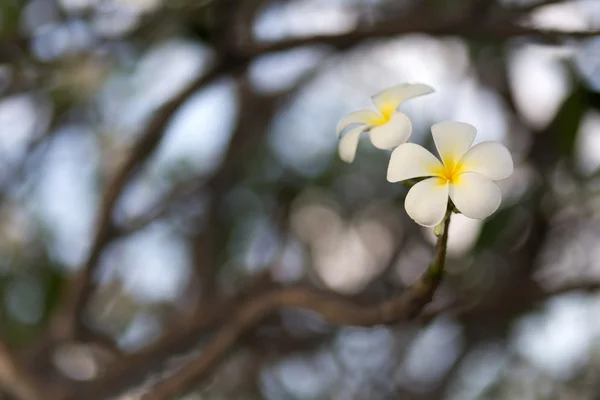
[336,83,434,163]
[387,121,514,227]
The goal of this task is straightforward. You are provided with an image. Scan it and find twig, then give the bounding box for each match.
[0,339,44,400]
[69,267,600,400]
[245,18,600,56]
[536,281,600,297]
[137,215,452,400]
[65,215,451,400]
[50,65,232,341]
[507,0,568,14]
[420,280,600,323]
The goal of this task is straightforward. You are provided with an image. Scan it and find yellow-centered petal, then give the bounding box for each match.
[371,83,434,120]
[338,125,367,163]
[336,109,382,137]
[405,177,449,227]
[431,121,476,171]
[449,172,501,219]
[370,112,412,150]
[459,141,513,181]
[387,143,443,183]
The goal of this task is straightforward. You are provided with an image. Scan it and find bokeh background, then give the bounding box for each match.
[2,0,600,399]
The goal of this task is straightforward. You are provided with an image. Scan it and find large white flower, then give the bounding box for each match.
[336,83,434,163]
[387,121,513,227]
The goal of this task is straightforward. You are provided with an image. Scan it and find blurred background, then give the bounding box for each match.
[2,0,600,399]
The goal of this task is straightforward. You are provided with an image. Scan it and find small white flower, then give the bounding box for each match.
[336,83,434,163]
[387,121,514,227]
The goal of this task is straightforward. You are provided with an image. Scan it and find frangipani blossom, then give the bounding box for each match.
[336,83,434,163]
[387,121,513,227]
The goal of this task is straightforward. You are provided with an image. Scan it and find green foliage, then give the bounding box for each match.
[474,202,520,252]
[550,84,585,158]
[549,64,600,159]
[0,258,66,347]
[0,0,24,37]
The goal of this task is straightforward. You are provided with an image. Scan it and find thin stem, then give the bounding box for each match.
[428,209,452,279]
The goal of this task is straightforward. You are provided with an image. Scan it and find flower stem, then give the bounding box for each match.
[427,209,452,279]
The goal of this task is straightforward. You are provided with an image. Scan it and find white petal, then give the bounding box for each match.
[431,121,476,167]
[369,112,412,150]
[405,177,449,227]
[336,110,380,136]
[338,126,366,163]
[459,141,514,181]
[371,83,434,116]
[387,143,443,182]
[449,172,501,219]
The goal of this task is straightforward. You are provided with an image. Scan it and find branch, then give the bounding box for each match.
[0,340,44,400]
[245,17,600,56]
[496,25,600,43]
[136,215,452,400]
[537,280,600,298]
[66,215,451,400]
[507,0,568,14]
[114,55,327,241]
[54,37,335,339]
[50,65,232,341]
[421,279,600,323]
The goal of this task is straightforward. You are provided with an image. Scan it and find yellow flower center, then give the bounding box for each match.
[433,159,465,185]
[366,114,389,127]
[378,100,396,121]
[368,98,396,126]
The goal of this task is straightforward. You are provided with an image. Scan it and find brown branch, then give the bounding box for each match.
[536,280,600,298]
[66,215,451,400]
[137,215,452,400]
[0,340,44,400]
[50,65,233,341]
[244,18,600,56]
[507,0,568,14]
[66,283,267,400]
[187,76,276,304]
[421,280,600,323]
[115,60,325,239]
[495,25,600,43]
[144,287,438,399]
[54,39,332,340]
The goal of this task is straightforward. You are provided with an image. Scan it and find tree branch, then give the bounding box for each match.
[50,65,234,341]
[135,215,452,400]
[65,215,452,400]
[0,339,44,400]
[245,17,600,57]
[421,279,600,324]
[507,0,568,14]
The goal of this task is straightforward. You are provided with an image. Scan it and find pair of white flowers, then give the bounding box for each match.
[337,83,514,228]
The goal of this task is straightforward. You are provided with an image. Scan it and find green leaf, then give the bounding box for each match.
[40,267,66,324]
[585,86,600,112]
[474,203,519,252]
[550,86,585,157]
[0,0,25,37]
